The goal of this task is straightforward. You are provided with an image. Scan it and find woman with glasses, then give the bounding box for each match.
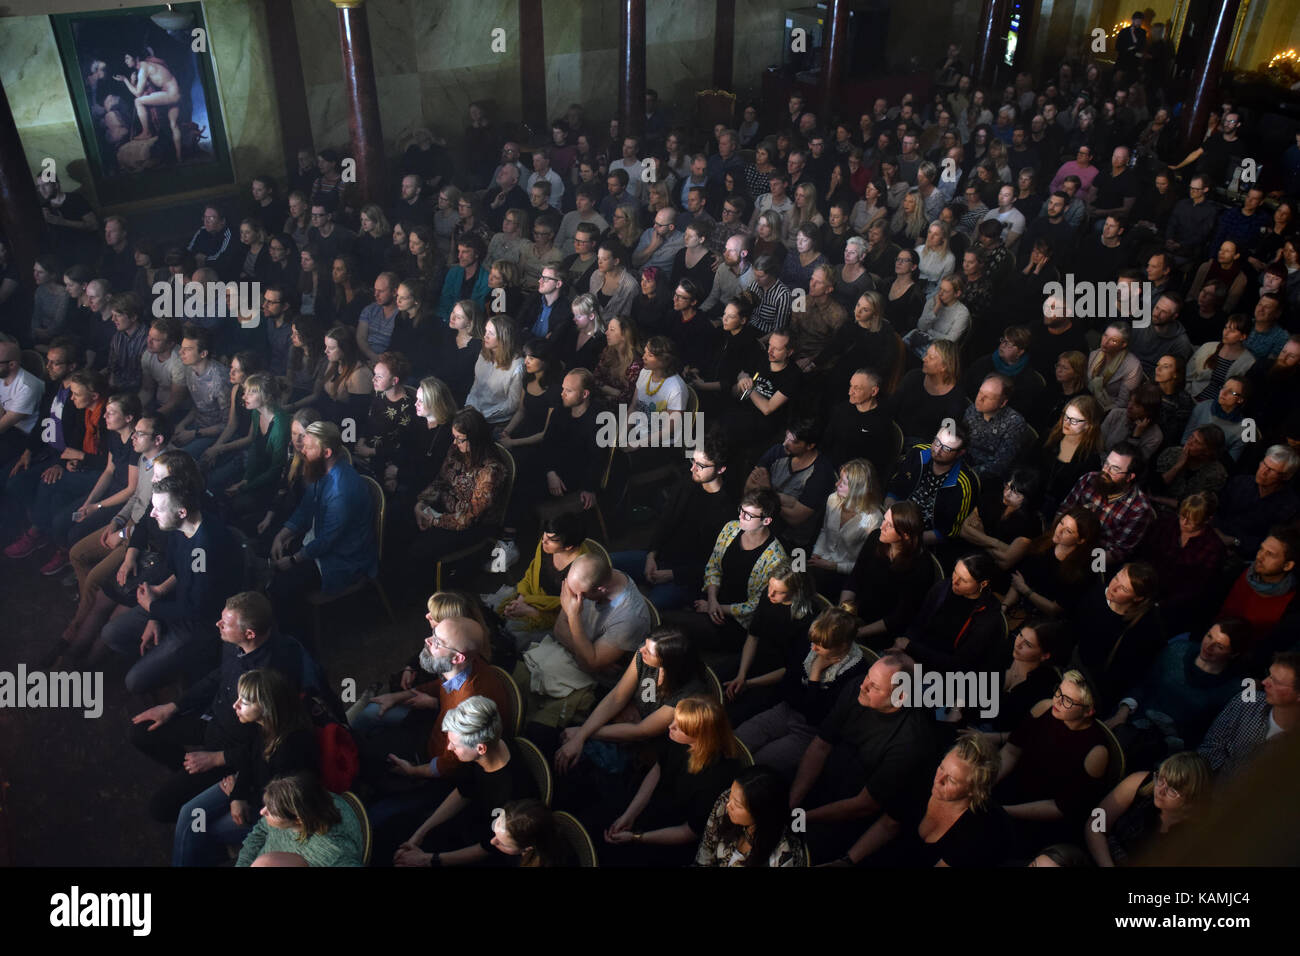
[1002,507,1102,619]
[1037,350,1088,434]
[488,208,528,268]
[883,247,925,336]
[483,510,591,646]
[959,468,1044,571]
[1180,375,1250,462]
[1035,396,1102,517]
[519,216,563,294]
[839,735,1015,867]
[1086,751,1212,866]
[1070,562,1165,713]
[993,668,1111,846]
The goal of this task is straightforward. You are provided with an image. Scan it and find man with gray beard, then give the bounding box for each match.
[352,615,510,824]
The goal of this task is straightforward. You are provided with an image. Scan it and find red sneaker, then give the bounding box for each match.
[4,528,46,559]
[40,548,70,576]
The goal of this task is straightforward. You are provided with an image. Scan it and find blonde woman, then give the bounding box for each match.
[783,182,825,243]
[595,314,644,404]
[1086,751,1212,867]
[915,220,955,298]
[610,203,641,251]
[890,188,928,246]
[466,314,525,427]
[487,207,528,265]
[810,459,883,593]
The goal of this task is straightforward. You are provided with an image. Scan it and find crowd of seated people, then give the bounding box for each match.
[6,32,1300,869]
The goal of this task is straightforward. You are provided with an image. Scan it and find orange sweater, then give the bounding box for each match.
[416,655,511,777]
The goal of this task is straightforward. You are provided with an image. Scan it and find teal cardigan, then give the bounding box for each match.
[242,409,292,491]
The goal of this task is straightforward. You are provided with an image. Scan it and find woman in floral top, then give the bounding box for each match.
[410,407,506,565]
[696,765,807,867]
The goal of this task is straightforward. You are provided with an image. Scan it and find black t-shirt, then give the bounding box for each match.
[817,688,937,818]
[878,791,1017,867]
[1091,167,1138,208]
[453,740,540,852]
[107,430,133,495]
[891,370,969,443]
[748,594,812,674]
[719,533,767,605]
[644,740,741,835]
[751,362,802,405]
[823,402,897,478]
[656,482,735,568]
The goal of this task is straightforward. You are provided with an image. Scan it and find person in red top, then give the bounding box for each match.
[1218,527,1298,659]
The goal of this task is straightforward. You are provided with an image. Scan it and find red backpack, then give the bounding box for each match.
[306,694,359,793]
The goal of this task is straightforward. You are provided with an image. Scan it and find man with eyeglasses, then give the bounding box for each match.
[557,185,608,257]
[1172,111,1246,191]
[885,419,977,548]
[353,616,506,799]
[0,336,42,473]
[185,206,236,280]
[484,163,529,233]
[558,222,600,294]
[1056,440,1154,566]
[612,432,733,611]
[305,200,356,265]
[518,266,572,342]
[1199,651,1300,781]
[750,171,795,232]
[632,207,684,272]
[1049,145,1098,196]
[5,337,83,499]
[1164,174,1218,267]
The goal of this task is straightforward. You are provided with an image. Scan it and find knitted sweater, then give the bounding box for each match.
[236,793,364,866]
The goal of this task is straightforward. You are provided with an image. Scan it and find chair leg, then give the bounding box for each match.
[435,561,444,591]
[373,580,397,623]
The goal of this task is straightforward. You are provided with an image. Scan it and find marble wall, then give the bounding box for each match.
[290,0,790,158]
[0,0,282,209]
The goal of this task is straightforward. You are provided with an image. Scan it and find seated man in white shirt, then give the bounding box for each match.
[516,551,653,738]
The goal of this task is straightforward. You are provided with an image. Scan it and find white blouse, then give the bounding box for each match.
[466,354,525,425]
[813,496,883,574]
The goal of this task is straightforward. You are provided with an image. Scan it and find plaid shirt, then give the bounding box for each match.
[1198,696,1284,780]
[1057,471,1155,565]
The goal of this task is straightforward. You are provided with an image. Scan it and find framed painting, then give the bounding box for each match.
[50,3,234,205]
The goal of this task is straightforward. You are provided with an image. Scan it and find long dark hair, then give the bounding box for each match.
[879,500,924,567]
[523,337,561,388]
[646,627,706,698]
[717,765,794,868]
[501,798,569,867]
[452,406,492,467]
[1029,506,1102,584]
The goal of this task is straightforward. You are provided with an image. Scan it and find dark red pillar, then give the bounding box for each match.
[973,0,1007,90]
[334,0,386,203]
[264,0,314,178]
[1179,0,1243,152]
[712,0,736,90]
[0,78,43,288]
[818,0,849,117]
[618,0,646,141]
[519,0,548,139]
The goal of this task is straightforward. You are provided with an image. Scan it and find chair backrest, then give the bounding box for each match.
[887,421,904,479]
[644,597,662,628]
[857,643,881,664]
[491,664,525,738]
[514,737,554,806]
[684,385,700,415]
[928,552,945,587]
[20,349,44,379]
[704,665,724,703]
[813,593,832,612]
[1095,719,1127,793]
[582,538,611,566]
[736,738,755,768]
[361,475,386,559]
[1027,369,1046,391]
[492,443,517,531]
[597,443,617,492]
[553,810,599,867]
[339,791,373,866]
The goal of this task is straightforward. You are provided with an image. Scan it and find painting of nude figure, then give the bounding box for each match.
[52,4,234,204]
